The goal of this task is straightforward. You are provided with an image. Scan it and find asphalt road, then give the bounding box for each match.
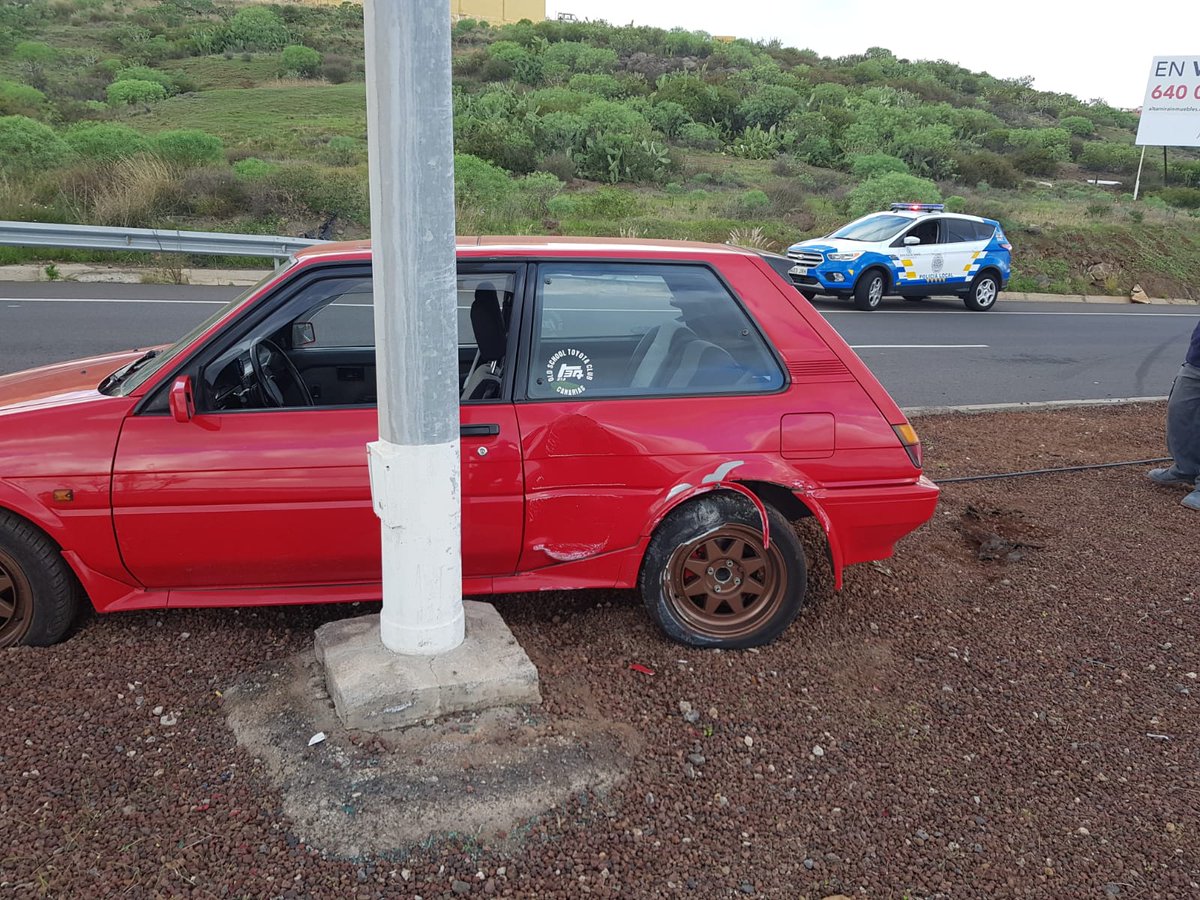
[1,282,1195,408]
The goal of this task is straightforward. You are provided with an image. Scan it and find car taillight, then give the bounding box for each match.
[999,241,1012,251]
[892,422,922,468]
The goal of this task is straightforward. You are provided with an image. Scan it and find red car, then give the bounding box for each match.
[0,238,938,650]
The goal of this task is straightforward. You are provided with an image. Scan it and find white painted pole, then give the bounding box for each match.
[363,0,464,655]
[1133,145,1148,201]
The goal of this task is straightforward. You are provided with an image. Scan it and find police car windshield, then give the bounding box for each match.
[830,214,911,242]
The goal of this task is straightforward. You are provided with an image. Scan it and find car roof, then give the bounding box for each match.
[293,236,757,262]
[878,210,989,224]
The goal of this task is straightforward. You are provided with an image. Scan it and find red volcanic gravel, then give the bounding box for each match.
[2,403,1198,898]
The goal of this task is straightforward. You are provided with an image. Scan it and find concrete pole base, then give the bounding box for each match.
[315,601,541,732]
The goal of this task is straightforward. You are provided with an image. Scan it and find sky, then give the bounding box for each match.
[544,0,1197,109]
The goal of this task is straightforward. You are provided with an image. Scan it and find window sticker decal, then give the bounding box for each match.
[545,348,594,397]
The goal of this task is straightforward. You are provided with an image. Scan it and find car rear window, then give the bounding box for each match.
[528,262,783,400]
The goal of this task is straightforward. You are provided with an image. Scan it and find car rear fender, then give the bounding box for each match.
[638,457,845,587]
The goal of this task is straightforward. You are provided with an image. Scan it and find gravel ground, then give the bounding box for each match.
[2,403,1198,899]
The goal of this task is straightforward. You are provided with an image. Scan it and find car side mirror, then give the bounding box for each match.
[169,375,195,423]
[292,322,316,347]
[903,235,921,246]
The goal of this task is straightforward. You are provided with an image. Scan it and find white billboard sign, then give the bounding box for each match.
[1135,56,1200,147]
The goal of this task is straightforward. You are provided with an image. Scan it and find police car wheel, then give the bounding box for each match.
[853,271,886,310]
[964,273,999,311]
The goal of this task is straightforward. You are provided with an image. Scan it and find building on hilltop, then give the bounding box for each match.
[450,0,545,24]
[284,0,546,24]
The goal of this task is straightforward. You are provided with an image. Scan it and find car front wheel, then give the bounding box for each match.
[639,493,807,649]
[964,272,999,311]
[0,512,82,649]
[853,271,886,310]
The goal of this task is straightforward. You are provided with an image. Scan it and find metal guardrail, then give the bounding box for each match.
[0,220,325,263]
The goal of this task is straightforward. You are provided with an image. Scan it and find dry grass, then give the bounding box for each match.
[70,155,177,227]
[726,225,775,251]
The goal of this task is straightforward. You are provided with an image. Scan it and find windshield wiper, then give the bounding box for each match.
[99,349,159,394]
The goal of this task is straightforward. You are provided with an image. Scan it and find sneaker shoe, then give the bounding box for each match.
[1147,467,1196,487]
[1183,489,1200,511]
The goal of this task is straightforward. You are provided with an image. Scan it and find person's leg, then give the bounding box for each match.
[1166,364,1200,478]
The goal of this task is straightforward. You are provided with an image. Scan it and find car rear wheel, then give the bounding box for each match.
[964,272,999,311]
[853,271,886,310]
[639,493,807,649]
[0,512,82,649]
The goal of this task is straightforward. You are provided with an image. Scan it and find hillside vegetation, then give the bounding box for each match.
[1,0,1199,297]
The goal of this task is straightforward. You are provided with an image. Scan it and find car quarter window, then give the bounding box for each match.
[527,262,783,400]
[944,218,981,244]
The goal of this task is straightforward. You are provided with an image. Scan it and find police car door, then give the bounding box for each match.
[939,217,988,287]
[892,217,943,290]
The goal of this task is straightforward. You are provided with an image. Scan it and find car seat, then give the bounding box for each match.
[461,283,507,401]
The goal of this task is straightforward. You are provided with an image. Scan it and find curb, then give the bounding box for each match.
[904,396,1168,417]
[1000,291,1196,306]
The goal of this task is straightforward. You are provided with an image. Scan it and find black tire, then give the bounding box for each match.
[797,289,816,303]
[0,511,82,648]
[853,269,887,310]
[963,271,1000,311]
[638,493,807,649]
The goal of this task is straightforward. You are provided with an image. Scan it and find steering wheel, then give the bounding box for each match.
[249,338,314,407]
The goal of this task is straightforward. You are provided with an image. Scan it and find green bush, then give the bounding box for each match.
[0,115,70,174]
[456,115,537,173]
[227,6,289,51]
[572,186,640,219]
[65,122,150,161]
[567,73,622,98]
[153,129,225,167]
[528,87,589,114]
[678,121,719,150]
[737,84,802,130]
[265,163,369,223]
[546,194,576,219]
[1078,142,1141,174]
[1060,115,1095,136]
[1156,187,1200,210]
[106,79,168,106]
[534,110,583,153]
[233,157,278,179]
[454,152,512,208]
[846,172,941,218]
[0,80,46,118]
[324,135,362,166]
[514,170,564,218]
[115,65,177,93]
[849,153,909,179]
[944,195,966,213]
[280,44,321,78]
[646,100,690,138]
[953,150,1020,188]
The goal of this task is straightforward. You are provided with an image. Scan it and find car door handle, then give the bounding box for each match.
[460,423,500,437]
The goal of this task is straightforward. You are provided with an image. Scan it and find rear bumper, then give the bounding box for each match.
[804,476,940,583]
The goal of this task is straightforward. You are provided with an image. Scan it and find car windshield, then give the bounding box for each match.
[829,214,912,242]
[101,267,286,397]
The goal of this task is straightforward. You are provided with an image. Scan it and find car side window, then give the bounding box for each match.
[527,262,783,400]
[944,219,980,244]
[197,269,518,412]
[973,221,997,242]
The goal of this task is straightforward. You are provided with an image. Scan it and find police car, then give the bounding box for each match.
[784,204,1012,311]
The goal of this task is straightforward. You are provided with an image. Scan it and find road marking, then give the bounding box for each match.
[0,297,226,305]
[850,344,988,349]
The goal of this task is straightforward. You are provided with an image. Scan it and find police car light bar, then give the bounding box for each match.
[890,202,945,212]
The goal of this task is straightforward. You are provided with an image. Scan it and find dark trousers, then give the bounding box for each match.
[1167,363,1200,476]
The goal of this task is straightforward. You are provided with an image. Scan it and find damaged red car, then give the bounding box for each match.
[0,238,938,650]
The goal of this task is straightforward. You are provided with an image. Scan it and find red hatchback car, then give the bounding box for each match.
[0,238,938,650]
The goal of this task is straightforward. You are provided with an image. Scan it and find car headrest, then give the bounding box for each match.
[471,283,507,363]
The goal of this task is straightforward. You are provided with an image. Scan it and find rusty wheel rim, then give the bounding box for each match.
[665,524,786,640]
[0,548,32,649]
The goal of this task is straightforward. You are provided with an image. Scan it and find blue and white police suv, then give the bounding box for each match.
[784,203,1012,311]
